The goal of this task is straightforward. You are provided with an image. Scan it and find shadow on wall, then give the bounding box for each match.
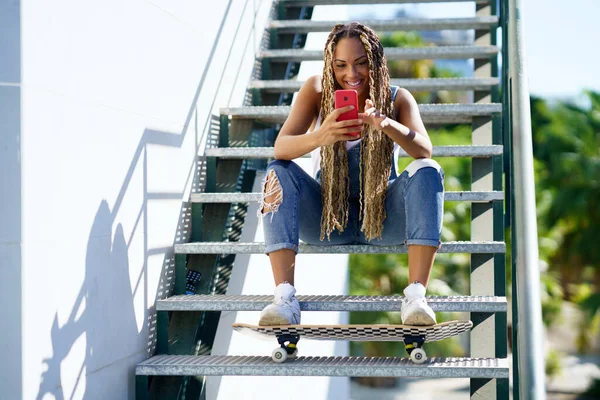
[32,0,252,396]
[36,202,139,399]
[34,124,200,398]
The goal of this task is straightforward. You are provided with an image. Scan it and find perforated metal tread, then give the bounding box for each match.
[250,77,499,92]
[136,355,509,378]
[260,46,498,62]
[174,241,505,254]
[270,17,498,33]
[233,320,472,342]
[204,145,503,159]
[156,294,507,312]
[221,103,502,124]
[190,191,503,204]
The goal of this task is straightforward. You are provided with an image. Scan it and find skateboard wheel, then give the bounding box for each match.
[272,347,288,363]
[287,348,298,358]
[410,348,426,364]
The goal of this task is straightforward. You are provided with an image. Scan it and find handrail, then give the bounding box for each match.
[507,0,547,398]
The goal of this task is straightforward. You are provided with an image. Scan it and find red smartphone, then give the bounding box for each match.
[335,89,361,136]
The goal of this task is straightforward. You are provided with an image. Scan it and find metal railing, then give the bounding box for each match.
[506,0,547,398]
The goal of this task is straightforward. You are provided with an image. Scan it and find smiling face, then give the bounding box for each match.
[332,37,369,98]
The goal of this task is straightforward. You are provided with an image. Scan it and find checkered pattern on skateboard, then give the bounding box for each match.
[233,320,472,342]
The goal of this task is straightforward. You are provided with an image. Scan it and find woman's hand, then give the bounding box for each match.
[359,99,390,131]
[315,105,363,147]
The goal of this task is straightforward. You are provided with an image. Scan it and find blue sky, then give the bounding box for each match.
[347,0,600,100]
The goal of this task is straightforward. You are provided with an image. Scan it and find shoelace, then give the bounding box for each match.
[275,296,293,307]
[404,297,427,307]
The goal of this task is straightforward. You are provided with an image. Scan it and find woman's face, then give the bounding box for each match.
[332,37,369,98]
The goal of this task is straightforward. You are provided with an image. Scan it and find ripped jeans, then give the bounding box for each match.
[258,145,444,255]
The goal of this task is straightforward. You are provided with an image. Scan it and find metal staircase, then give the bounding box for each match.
[135,0,519,398]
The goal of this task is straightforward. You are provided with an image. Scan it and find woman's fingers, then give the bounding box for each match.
[337,126,362,136]
[336,119,363,127]
[330,105,355,119]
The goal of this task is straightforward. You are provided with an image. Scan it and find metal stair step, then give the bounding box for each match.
[204,145,503,159]
[250,77,499,93]
[191,191,503,203]
[136,355,509,378]
[260,46,498,62]
[157,294,507,312]
[281,0,491,7]
[270,16,499,33]
[174,241,505,254]
[221,103,502,124]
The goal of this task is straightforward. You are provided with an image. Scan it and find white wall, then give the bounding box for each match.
[9,0,272,398]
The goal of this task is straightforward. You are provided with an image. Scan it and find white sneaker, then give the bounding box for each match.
[259,282,301,326]
[401,281,437,326]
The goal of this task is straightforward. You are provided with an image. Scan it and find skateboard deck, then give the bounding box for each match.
[233,320,472,363]
[233,320,472,342]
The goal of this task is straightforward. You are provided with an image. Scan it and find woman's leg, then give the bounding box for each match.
[407,246,437,287]
[360,158,444,325]
[259,160,357,282]
[259,160,309,287]
[258,159,356,325]
[361,158,444,281]
[402,159,444,286]
[267,249,296,286]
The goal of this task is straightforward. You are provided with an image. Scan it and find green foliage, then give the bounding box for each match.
[380,31,426,48]
[570,284,600,352]
[530,91,600,352]
[540,272,564,327]
[379,31,465,104]
[545,348,563,380]
[531,92,600,278]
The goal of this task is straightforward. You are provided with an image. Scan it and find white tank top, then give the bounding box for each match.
[309,111,399,179]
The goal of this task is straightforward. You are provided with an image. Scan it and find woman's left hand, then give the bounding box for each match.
[358,99,390,131]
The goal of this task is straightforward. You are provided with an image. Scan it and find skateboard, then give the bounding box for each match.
[232,320,473,364]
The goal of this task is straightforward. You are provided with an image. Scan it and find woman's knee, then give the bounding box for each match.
[259,160,299,216]
[404,158,444,179]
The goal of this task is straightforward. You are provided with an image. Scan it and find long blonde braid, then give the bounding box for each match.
[319,23,395,241]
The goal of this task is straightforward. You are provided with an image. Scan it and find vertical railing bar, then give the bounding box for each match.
[507,0,546,398]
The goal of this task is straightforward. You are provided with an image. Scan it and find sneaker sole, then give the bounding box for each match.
[259,310,294,326]
[402,310,437,326]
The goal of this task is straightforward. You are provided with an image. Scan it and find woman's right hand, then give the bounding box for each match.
[315,106,363,147]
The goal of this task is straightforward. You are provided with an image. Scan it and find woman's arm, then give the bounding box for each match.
[274,75,364,160]
[360,88,433,159]
[273,76,322,160]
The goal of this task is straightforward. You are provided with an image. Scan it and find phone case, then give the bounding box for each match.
[335,90,361,136]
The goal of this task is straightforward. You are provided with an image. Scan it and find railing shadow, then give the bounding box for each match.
[32,0,262,397]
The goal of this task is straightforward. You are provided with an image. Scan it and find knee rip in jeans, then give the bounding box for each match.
[404,158,442,178]
[258,169,283,221]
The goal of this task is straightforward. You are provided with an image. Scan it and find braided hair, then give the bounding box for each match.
[320,22,395,241]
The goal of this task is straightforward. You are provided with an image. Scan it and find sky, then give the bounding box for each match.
[307,0,600,100]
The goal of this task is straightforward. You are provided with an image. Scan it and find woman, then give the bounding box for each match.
[257,22,444,327]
